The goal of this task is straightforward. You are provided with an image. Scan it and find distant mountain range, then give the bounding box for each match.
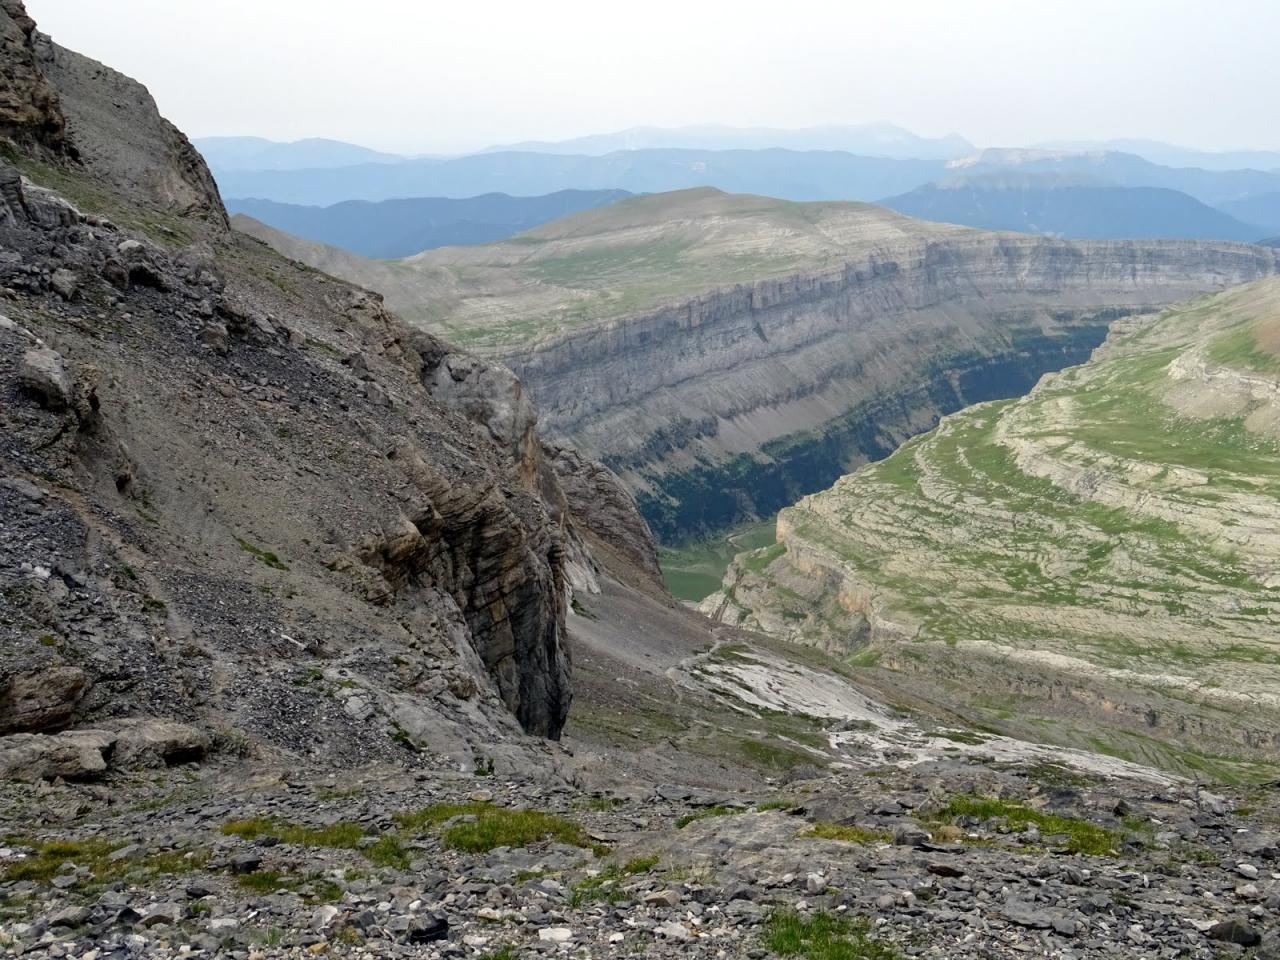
[1216,192,1280,236]
[947,149,1280,207]
[1034,139,1280,173]
[225,189,632,258]
[194,136,407,171]
[202,131,1280,253]
[211,148,947,206]
[481,123,974,160]
[882,173,1267,242]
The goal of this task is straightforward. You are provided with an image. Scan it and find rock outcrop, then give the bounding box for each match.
[239,190,1280,540]
[0,0,67,153]
[711,277,1280,776]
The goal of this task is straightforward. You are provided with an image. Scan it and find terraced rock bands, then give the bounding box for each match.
[711,278,1280,779]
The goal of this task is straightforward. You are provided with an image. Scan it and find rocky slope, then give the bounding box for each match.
[0,0,667,780]
[240,190,1280,539]
[708,277,1280,780]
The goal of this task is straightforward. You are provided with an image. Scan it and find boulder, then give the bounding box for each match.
[17,346,72,409]
[0,729,113,780]
[110,719,208,766]
[49,267,78,300]
[0,664,88,733]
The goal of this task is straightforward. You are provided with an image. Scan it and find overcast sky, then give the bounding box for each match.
[25,0,1280,154]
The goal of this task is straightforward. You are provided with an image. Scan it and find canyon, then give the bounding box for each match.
[240,190,1280,540]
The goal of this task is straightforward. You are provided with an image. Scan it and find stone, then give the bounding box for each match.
[17,347,73,410]
[200,322,229,354]
[110,719,208,767]
[48,905,89,927]
[50,267,78,300]
[0,665,88,734]
[230,853,262,874]
[1001,900,1054,929]
[1207,919,1261,946]
[405,916,448,944]
[643,889,682,908]
[655,922,691,940]
[892,822,930,847]
[139,902,183,926]
[538,927,573,943]
[0,729,113,780]
[1236,863,1259,879]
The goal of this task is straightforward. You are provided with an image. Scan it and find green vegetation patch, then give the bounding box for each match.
[3,837,208,887]
[394,801,596,854]
[933,795,1121,856]
[765,909,903,960]
[221,818,364,849]
[676,806,738,829]
[804,823,891,845]
[659,518,777,601]
[235,537,289,571]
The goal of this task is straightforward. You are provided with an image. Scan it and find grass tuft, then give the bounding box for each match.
[765,909,903,960]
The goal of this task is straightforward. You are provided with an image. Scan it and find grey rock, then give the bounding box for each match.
[109,719,208,767]
[1207,919,1261,946]
[0,728,113,780]
[17,347,72,410]
[49,267,78,300]
[0,665,88,734]
[139,902,183,927]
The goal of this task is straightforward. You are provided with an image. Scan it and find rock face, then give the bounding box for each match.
[238,190,1280,540]
[711,277,1280,777]
[546,444,662,582]
[0,0,658,765]
[0,0,67,153]
[34,31,229,228]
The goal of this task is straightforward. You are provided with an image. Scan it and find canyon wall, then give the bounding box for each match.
[498,236,1280,539]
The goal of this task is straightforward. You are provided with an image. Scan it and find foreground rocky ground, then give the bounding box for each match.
[1,749,1278,959]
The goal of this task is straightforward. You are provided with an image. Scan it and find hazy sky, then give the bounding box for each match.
[26,0,1280,154]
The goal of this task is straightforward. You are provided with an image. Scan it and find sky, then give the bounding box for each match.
[25,0,1280,155]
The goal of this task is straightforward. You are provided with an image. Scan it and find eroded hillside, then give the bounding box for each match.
[239,190,1280,540]
[709,278,1280,780]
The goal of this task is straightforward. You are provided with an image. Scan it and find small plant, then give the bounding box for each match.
[805,822,891,845]
[568,854,659,907]
[211,727,255,759]
[389,723,419,752]
[765,909,903,960]
[676,806,737,829]
[364,835,410,870]
[235,537,289,571]
[393,801,594,853]
[220,818,366,850]
[932,795,1121,857]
